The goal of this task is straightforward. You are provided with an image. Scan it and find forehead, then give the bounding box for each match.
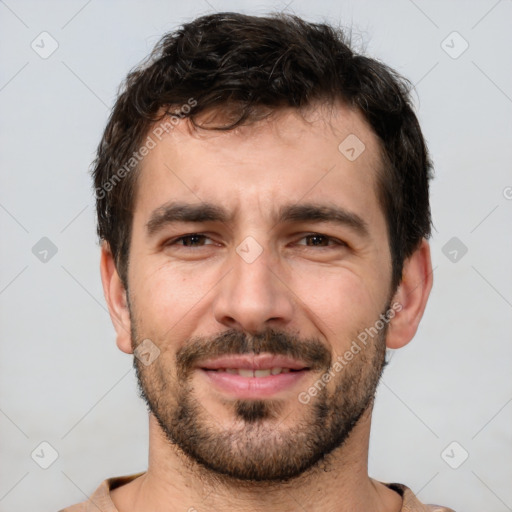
[133,103,385,230]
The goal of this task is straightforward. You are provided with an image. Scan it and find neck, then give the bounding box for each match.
[111,405,402,512]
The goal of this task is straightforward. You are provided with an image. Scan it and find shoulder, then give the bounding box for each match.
[57,472,146,512]
[384,482,457,512]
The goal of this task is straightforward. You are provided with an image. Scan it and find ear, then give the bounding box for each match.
[386,239,433,349]
[99,242,133,354]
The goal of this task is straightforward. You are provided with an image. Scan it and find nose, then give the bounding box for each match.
[212,243,295,334]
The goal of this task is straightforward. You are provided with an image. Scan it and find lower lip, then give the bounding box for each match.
[199,369,308,399]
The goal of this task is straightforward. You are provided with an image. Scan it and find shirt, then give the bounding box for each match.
[58,473,456,511]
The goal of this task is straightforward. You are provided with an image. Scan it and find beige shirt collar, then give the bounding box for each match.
[59,473,456,512]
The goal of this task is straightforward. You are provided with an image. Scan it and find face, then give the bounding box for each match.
[126,104,394,482]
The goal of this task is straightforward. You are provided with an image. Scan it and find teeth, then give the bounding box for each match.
[216,367,293,377]
[254,369,271,377]
[238,369,255,378]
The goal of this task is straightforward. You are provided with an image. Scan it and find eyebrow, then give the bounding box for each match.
[146,202,231,236]
[276,203,369,238]
[145,201,369,238]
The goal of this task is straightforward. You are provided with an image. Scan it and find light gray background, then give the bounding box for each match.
[1,1,511,511]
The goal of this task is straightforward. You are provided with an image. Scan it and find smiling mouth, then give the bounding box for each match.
[197,353,311,398]
[198,353,309,374]
[203,367,304,377]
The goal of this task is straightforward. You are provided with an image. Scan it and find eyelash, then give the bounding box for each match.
[167,234,215,247]
[165,233,346,249]
[296,233,346,248]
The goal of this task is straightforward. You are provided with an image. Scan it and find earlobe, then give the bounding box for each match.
[99,242,133,354]
[386,239,433,349]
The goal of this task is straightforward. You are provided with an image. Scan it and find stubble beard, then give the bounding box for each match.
[131,315,388,483]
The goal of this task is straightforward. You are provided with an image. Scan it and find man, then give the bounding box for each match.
[60,12,455,512]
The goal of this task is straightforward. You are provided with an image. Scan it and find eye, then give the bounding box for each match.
[167,234,214,247]
[296,233,346,247]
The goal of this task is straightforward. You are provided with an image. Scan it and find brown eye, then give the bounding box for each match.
[167,234,213,247]
[180,234,208,246]
[304,234,330,246]
[297,234,345,247]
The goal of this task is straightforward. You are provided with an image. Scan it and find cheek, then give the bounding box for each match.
[289,266,385,342]
[129,260,218,339]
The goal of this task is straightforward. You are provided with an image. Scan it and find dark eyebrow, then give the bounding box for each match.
[146,201,369,239]
[276,203,370,238]
[146,201,231,236]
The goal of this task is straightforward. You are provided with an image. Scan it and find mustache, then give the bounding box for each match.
[175,328,332,378]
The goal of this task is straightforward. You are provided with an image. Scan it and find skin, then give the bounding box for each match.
[101,102,433,512]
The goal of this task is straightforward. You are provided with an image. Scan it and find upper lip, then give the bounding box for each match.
[199,354,309,371]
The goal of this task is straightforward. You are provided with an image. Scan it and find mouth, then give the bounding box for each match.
[197,354,311,399]
[206,367,298,377]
